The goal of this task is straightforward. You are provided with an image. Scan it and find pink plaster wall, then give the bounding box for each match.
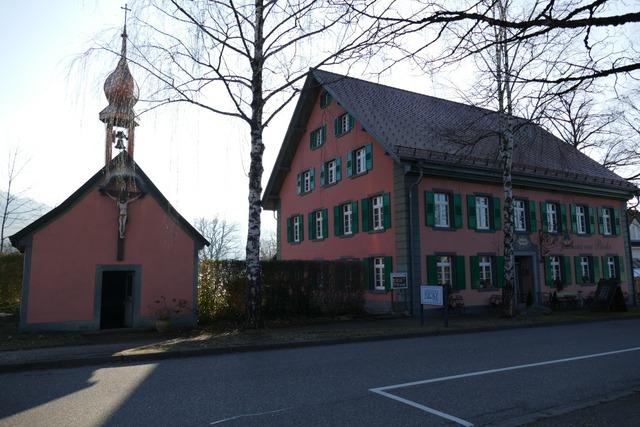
[26,188,196,324]
[279,93,396,263]
[418,176,628,306]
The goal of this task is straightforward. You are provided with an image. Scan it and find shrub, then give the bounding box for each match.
[0,253,23,313]
[197,259,365,323]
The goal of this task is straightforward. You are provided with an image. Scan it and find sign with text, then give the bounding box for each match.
[390,272,408,289]
[420,285,443,306]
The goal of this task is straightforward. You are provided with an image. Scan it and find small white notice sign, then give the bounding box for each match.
[420,285,443,306]
[390,272,408,289]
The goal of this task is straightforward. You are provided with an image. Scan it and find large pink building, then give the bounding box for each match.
[10,25,207,330]
[263,69,637,314]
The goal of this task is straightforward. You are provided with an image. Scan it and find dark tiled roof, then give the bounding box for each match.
[313,69,635,191]
[262,70,636,209]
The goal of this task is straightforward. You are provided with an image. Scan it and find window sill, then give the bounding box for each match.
[310,143,325,151]
[310,238,326,242]
[430,226,456,232]
[367,228,388,234]
[476,287,500,292]
[349,170,370,179]
[473,228,496,233]
[321,181,340,189]
[339,232,356,238]
[335,129,353,139]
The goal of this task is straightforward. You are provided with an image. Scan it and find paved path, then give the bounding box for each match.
[1,319,639,426]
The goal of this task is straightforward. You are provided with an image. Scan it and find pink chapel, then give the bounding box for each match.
[11,24,208,331]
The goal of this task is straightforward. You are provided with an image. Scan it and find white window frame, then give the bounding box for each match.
[547,203,558,233]
[476,196,490,230]
[514,199,526,232]
[355,147,366,175]
[343,203,352,235]
[576,205,587,234]
[310,127,325,148]
[372,195,384,231]
[479,256,493,288]
[434,193,450,228]
[436,255,452,286]
[338,113,351,135]
[374,257,385,290]
[327,159,337,185]
[293,216,301,243]
[550,256,561,281]
[630,221,640,241]
[315,210,323,239]
[602,208,612,235]
[303,170,312,193]
[607,256,616,278]
[580,256,590,281]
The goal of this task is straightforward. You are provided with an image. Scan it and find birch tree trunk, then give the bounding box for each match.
[246,0,265,328]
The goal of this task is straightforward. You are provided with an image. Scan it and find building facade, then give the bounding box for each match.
[10,25,207,330]
[263,70,637,314]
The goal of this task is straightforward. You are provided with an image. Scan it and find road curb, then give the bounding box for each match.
[1,314,639,374]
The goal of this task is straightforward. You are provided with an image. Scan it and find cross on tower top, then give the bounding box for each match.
[121,3,131,37]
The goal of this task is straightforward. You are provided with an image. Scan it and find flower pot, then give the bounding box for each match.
[155,319,171,333]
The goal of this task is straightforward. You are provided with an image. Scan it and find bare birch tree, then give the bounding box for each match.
[1,149,40,254]
[102,0,385,327]
[194,217,240,260]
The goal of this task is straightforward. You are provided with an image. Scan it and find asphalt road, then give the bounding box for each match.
[1,319,640,427]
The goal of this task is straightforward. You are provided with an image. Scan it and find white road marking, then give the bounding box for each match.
[210,407,291,425]
[370,345,640,426]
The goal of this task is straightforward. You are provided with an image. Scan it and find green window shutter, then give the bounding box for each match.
[361,197,370,232]
[309,168,315,191]
[346,151,353,177]
[467,195,477,230]
[454,256,466,290]
[321,124,326,144]
[333,205,342,236]
[309,130,315,149]
[492,196,501,230]
[495,256,505,288]
[560,204,567,233]
[383,192,391,229]
[335,157,342,182]
[308,212,315,240]
[453,194,463,229]
[528,201,537,232]
[598,207,604,235]
[365,143,373,171]
[562,256,572,285]
[384,256,393,290]
[322,209,328,239]
[298,215,304,241]
[540,201,548,232]
[470,255,480,289]
[613,209,621,235]
[351,201,359,233]
[426,255,437,284]
[320,163,326,186]
[362,258,373,290]
[545,257,553,287]
[296,173,301,195]
[593,256,600,282]
[347,114,354,131]
[570,204,577,233]
[616,255,624,281]
[587,206,595,234]
[286,217,293,243]
[425,192,435,227]
[574,256,582,284]
[602,256,609,279]
[333,117,340,136]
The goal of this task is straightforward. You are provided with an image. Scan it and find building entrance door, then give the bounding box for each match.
[100,271,134,329]
[515,256,534,304]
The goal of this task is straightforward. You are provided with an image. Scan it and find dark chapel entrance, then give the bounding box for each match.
[100,271,134,329]
[515,256,534,304]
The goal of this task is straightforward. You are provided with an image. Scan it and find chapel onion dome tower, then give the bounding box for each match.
[99,24,139,166]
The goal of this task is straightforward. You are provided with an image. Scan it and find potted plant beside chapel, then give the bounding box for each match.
[153,296,190,333]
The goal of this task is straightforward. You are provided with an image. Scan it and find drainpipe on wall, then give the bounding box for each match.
[406,163,424,316]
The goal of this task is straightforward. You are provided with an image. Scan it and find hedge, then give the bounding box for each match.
[0,253,23,312]
[198,259,365,323]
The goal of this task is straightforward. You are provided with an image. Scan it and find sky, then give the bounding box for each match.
[1,0,464,251]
